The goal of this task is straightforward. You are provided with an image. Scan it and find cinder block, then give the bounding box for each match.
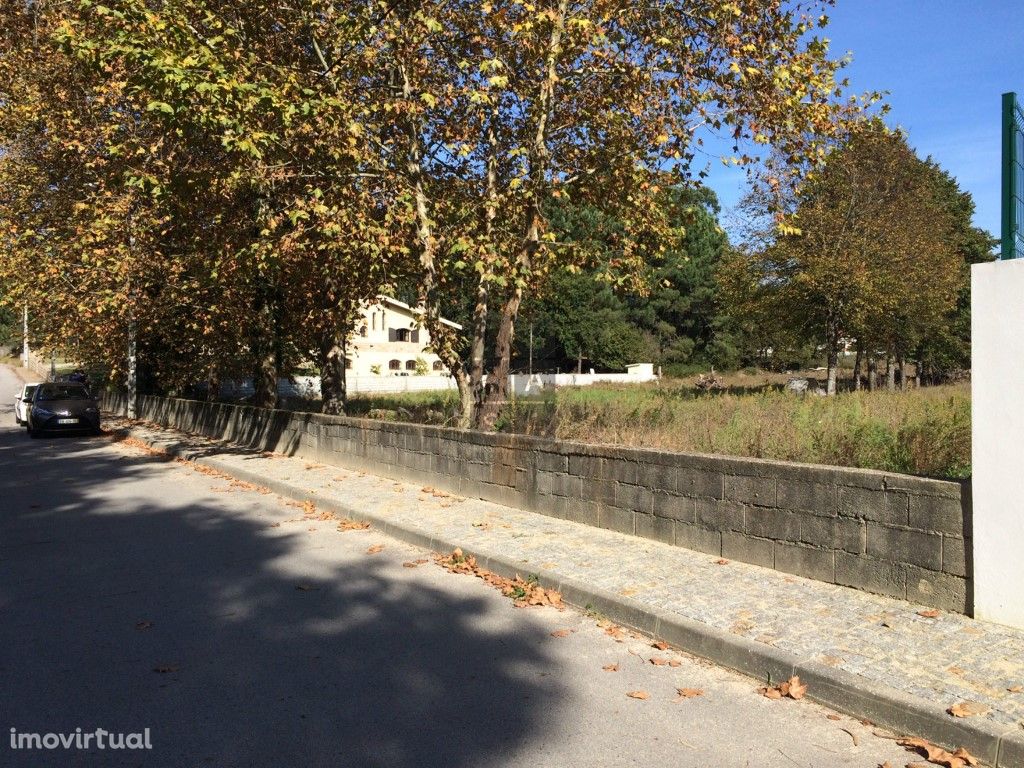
[535,452,568,473]
[564,498,600,528]
[614,483,653,513]
[942,536,969,578]
[839,486,909,526]
[636,513,674,544]
[676,468,724,499]
[745,507,799,540]
[908,494,965,536]
[905,566,968,613]
[726,474,777,507]
[721,532,775,568]
[695,499,745,532]
[652,492,696,522]
[568,454,603,479]
[866,525,942,571]
[778,480,838,515]
[636,462,678,493]
[599,506,635,535]
[799,514,864,554]
[674,524,722,556]
[775,542,835,582]
[605,459,640,484]
[835,552,906,599]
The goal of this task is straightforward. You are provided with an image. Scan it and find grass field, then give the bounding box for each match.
[342,380,971,480]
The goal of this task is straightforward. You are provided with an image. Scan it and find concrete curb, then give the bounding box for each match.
[117,426,1022,768]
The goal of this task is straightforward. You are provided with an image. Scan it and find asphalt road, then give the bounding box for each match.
[0,364,916,768]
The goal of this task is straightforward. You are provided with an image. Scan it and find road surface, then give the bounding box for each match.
[0,364,915,767]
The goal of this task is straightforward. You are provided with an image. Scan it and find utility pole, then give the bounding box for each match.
[528,321,534,376]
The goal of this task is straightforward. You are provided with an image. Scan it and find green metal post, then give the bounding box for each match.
[1003,92,1024,260]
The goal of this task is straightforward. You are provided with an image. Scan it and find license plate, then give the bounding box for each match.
[57,418,78,425]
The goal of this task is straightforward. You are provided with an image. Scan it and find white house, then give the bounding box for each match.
[346,296,461,377]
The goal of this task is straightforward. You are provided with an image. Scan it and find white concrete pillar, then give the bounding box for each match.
[972,259,1024,628]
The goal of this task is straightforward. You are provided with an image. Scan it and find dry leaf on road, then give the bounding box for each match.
[917,609,941,618]
[898,737,978,768]
[759,676,807,700]
[550,629,574,638]
[602,664,619,672]
[714,558,729,565]
[366,544,385,555]
[947,701,988,718]
[674,688,703,701]
[651,640,670,651]
[402,559,429,568]
[626,690,649,700]
[1008,685,1023,693]
[337,519,370,531]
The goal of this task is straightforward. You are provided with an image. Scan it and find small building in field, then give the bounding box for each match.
[346,297,460,377]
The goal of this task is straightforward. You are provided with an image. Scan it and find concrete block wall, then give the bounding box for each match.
[103,393,971,612]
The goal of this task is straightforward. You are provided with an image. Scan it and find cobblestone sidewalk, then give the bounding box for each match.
[112,418,1024,761]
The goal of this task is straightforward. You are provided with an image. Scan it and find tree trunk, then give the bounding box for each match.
[885,354,895,392]
[206,363,219,403]
[825,318,839,396]
[577,349,583,375]
[853,342,863,391]
[915,360,922,389]
[127,315,137,419]
[868,356,877,392]
[898,355,907,392]
[252,285,279,410]
[476,0,569,431]
[319,328,347,415]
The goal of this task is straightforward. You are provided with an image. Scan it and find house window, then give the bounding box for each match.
[395,328,410,342]
[389,359,401,370]
[432,360,444,372]
[405,360,417,371]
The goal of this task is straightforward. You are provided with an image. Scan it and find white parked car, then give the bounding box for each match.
[14,383,40,427]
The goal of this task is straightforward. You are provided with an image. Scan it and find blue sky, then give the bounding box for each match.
[708,0,1024,242]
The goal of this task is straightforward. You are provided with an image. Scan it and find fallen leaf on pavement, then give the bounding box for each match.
[652,641,670,651]
[714,558,729,565]
[947,701,988,718]
[366,544,385,555]
[402,559,429,568]
[898,737,978,768]
[602,664,619,672]
[759,676,807,700]
[674,688,703,700]
[918,609,941,618]
[135,621,153,630]
[337,519,370,531]
[626,690,649,700]
[550,629,573,638]
[1008,685,1023,693]
[827,714,841,721]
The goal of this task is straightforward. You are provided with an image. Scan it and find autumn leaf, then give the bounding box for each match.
[760,676,807,700]
[946,701,988,718]
[602,663,619,672]
[550,629,573,638]
[674,688,704,701]
[715,559,730,565]
[1008,685,1023,693]
[917,609,941,618]
[626,690,649,700]
[402,559,429,568]
[651,641,670,651]
[366,544,385,555]
[337,519,370,531]
[898,737,978,768]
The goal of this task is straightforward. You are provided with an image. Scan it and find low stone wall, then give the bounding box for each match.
[103,392,972,612]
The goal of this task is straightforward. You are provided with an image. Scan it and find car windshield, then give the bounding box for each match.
[36,384,91,401]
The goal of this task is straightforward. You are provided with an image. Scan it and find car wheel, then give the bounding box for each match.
[28,424,40,438]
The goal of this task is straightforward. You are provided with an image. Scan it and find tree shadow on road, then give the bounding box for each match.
[0,426,565,768]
